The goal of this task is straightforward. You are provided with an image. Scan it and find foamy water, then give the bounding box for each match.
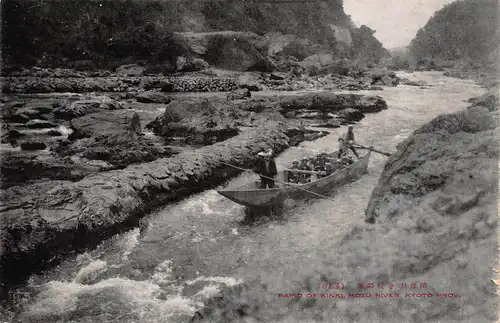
[3,72,488,323]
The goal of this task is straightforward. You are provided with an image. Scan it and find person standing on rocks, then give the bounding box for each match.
[254,150,277,188]
[338,125,360,159]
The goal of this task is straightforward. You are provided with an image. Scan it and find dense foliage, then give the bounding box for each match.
[1,0,191,69]
[1,0,388,69]
[350,25,390,63]
[409,0,499,64]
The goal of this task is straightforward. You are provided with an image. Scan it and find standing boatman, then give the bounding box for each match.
[254,149,278,188]
[338,125,360,159]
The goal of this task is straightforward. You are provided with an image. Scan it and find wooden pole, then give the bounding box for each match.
[283,168,325,175]
[352,144,392,157]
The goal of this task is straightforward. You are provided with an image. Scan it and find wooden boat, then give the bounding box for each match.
[217,150,371,207]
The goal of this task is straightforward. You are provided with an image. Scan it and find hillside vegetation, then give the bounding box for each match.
[408,0,499,77]
[1,0,388,70]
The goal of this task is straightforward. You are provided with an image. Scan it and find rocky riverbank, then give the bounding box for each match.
[190,93,499,322]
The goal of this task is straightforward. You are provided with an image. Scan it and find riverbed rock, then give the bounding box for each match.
[314,119,341,128]
[139,78,174,91]
[337,108,365,122]
[0,153,87,188]
[1,130,25,143]
[20,141,47,151]
[227,88,251,100]
[270,72,286,80]
[47,130,62,136]
[135,91,173,104]
[368,67,400,86]
[147,100,242,145]
[400,78,427,87]
[298,53,336,75]
[276,92,387,113]
[2,100,52,123]
[70,110,142,138]
[116,64,144,76]
[53,96,122,120]
[256,32,312,60]
[25,119,57,129]
[60,132,169,168]
[237,72,263,91]
[468,90,499,112]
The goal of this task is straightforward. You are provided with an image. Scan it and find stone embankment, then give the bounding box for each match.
[1,75,239,94]
[191,94,499,322]
[1,65,401,94]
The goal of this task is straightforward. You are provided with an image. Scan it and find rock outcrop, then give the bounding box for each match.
[146,100,242,145]
[191,106,499,323]
[467,90,499,112]
[177,31,275,72]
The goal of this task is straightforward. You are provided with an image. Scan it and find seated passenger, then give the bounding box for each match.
[333,159,344,170]
[298,157,312,183]
[307,156,316,170]
[288,160,300,183]
[324,163,335,175]
[341,156,354,165]
[316,153,328,168]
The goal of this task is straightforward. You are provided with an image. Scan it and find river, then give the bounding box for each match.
[2,72,486,323]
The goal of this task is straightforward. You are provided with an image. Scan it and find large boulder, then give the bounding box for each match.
[368,67,400,86]
[255,32,312,60]
[53,95,123,120]
[337,108,365,122]
[70,110,142,139]
[175,57,210,72]
[468,90,499,112]
[115,64,144,76]
[176,31,274,72]
[237,72,263,91]
[299,53,336,75]
[25,119,57,129]
[328,24,353,46]
[2,100,57,123]
[400,78,427,87]
[65,132,168,168]
[135,92,173,104]
[20,141,47,151]
[147,100,242,145]
[227,88,251,100]
[0,153,87,188]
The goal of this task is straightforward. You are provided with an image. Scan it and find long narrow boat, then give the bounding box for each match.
[217,150,371,207]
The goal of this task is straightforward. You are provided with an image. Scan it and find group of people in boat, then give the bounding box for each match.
[253,125,360,188]
[287,153,354,184]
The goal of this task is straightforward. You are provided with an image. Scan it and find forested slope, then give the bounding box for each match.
[409,0,499,74]
[1,0,388,70]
